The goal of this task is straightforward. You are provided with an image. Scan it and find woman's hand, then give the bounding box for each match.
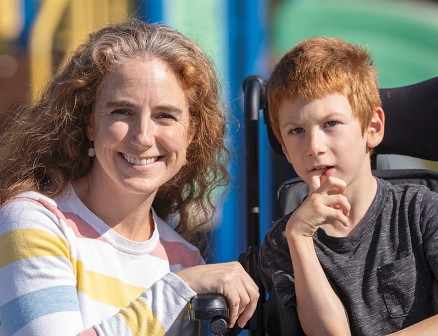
[177,261,259,328]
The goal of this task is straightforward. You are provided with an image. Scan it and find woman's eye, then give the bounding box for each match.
[157,113,177,121]
[112,109,130,115]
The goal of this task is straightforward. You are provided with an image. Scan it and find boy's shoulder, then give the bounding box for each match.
[377,177,438,215]
[378,177,437,197]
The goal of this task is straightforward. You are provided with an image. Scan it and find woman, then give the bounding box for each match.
[0,20,258,335]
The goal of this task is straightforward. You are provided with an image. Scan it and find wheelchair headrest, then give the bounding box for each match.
[263,76,438,162]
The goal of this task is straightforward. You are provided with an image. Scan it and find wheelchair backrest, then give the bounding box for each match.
[241,75,438,336]
[262,76,438,218]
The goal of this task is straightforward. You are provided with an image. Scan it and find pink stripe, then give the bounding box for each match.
[77,327,98,336]
[63,212,107,241]
[151,238,202,267]
[9,197,200,266]
[39,199,107,242]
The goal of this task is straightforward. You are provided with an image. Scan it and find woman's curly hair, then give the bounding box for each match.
[0,19,230,249]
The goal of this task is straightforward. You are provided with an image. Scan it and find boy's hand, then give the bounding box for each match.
[286,175,351,238]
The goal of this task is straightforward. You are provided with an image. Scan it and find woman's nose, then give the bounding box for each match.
[132,117,155,146]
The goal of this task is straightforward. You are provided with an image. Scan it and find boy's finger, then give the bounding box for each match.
[320,174,329,187]
[319,176,347,196]
[310,175,321,192]
[326,195,351,217]
[329,208,350,227]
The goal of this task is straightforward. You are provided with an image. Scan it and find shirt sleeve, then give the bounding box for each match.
[259,214,297,309]
[259,215,307,336]
[92,273,196,336]
[0,198,196,336]
[419,189,438,279]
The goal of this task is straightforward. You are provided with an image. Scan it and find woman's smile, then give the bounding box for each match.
[122,153,161,166]
[86,56,193,198]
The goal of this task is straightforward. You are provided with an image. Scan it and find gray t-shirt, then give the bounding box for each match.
[259,178,438,335]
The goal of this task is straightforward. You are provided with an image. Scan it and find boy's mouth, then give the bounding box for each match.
[321,166,335,176]
[310,165,335,176]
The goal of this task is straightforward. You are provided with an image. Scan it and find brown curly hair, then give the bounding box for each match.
[0,19,230,249]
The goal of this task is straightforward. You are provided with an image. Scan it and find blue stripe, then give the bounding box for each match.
[0,285,80,334]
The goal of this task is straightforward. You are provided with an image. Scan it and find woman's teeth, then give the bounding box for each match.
[123,154,157,166]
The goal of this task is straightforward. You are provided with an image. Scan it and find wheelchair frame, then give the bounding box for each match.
[191,75,438,335]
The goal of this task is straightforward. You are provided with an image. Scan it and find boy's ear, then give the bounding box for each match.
[366,107,385,149]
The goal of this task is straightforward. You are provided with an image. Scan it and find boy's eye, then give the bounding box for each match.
[325,120,338,128]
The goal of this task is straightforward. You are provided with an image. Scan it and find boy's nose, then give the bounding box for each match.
[307,130,326,156]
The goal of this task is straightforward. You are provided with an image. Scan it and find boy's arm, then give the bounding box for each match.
[287,230,350,335]
[286,176,351,336]
[386,315,438,335]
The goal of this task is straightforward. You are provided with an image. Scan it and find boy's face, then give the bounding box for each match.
[278,93,383,188]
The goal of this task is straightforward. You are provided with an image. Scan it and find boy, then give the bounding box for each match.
[259,36,438,335]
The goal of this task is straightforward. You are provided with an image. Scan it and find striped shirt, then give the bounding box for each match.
[0,184,203,335]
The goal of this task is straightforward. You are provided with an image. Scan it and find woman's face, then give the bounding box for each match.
[87,56,193,198]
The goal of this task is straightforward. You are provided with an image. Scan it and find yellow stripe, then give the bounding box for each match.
[75,259,145,308]
[0,228,152,316]
[0,228,69,268]
[119,299,166,336]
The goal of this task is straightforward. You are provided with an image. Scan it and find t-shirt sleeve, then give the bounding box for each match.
[259,215,306,336]
[419,189,438,279]
[259,215,297,309]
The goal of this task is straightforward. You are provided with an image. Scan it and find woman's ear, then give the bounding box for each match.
[367,107,385,149]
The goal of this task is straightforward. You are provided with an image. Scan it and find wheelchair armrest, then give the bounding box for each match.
[188,249,262,335]
[189,293,230,335]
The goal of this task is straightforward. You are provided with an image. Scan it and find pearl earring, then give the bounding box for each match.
[88,147,95,158]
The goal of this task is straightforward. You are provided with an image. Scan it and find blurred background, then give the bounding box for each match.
[1,0,438,271]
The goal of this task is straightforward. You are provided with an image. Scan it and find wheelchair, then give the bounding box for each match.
[190,75,438,335]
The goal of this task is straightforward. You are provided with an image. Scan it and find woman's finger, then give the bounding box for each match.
[235,284,259,328]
